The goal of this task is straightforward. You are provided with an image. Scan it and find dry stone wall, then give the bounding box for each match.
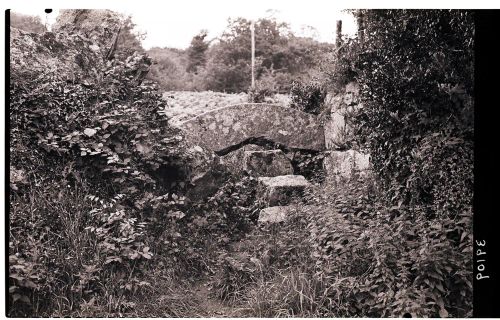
[323,82,371,182]
[324,82,362,149]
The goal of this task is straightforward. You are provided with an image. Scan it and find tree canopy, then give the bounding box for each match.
[10,11,47,33]
[148,17,332,93]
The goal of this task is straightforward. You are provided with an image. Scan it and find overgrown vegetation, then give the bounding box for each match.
[9,10,201,316]
[289,79,327,115]
[9,9,473,318]
[346,12,473,314]
[335,10,474,211]
[208,175,471,317]
[206,9,473,317]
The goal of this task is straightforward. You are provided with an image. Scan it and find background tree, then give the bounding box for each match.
[186,30,209,73]
[148,17,331,93]
[148,46,207,91]
[204,17,332,93]
[116,15,146,57]
[54,10,144,59]
[10,11,47,33]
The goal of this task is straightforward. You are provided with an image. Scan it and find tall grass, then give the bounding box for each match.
[246,268,356,317]
[10,177,134,316]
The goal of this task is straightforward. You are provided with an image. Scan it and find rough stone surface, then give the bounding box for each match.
[345,81,360,94]
[162,91,291,125]
[177,103,325,153]
[257,175,310,206]
[219,144,265,176]
[343,81,360,106]
[184,145,230,201]
[244,150,293,177]
[258,205,321,223]
[258,206,290,223]
[324,82,363,150]
[324,112,349,150]
[323,150,371,182]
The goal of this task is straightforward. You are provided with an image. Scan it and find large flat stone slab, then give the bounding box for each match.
[324,111,349,149]
[258,205,321,223]
[259,206,290,223]
[244,150,293,177]
[257,175,310,206]
[177,103,325,153]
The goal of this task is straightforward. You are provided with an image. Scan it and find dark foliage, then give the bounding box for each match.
[289,80,327,114]
[332,10,474,214]
[322,9,473,316]
[9,11,192,316]
[186,30,210,73]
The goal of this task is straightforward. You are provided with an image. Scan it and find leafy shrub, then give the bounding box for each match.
[247,86,274,103]
[317,9,473,317]
[306,194,472,317]
[289,80,326,115]
[9,12,196,316]
[8,180,156,316]
[220,177,471,317]
[188,176,262,243]
[247,72,278,103]
[288,151,325,183]
[331,10,474,213]
[323,37,362,94]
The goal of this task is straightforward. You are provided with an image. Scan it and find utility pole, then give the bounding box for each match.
[250,20,255,92]
[335,20,343,48]
[44,9,53,31]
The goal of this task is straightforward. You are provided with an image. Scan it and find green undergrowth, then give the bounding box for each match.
[208,176,472,317]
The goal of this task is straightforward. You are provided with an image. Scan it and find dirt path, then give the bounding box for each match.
[188,280,252,317]
[131,275,253,317]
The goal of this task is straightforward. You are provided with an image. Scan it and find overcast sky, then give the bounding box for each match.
[12,1,358,49]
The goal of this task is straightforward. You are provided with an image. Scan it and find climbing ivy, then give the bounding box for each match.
[9,16,192,316]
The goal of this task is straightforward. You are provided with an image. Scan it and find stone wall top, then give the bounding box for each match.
[177,103,325,153]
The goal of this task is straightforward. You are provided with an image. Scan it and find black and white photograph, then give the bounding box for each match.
[3,1,498,318]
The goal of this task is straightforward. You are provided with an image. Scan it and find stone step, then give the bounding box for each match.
[258,205,320,224]
[257,174,310,206]
[243,149,293,177]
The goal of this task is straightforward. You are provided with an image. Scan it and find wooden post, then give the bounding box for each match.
[251,20,255,92]
[357,12,365,46]
[336,20,342,48]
